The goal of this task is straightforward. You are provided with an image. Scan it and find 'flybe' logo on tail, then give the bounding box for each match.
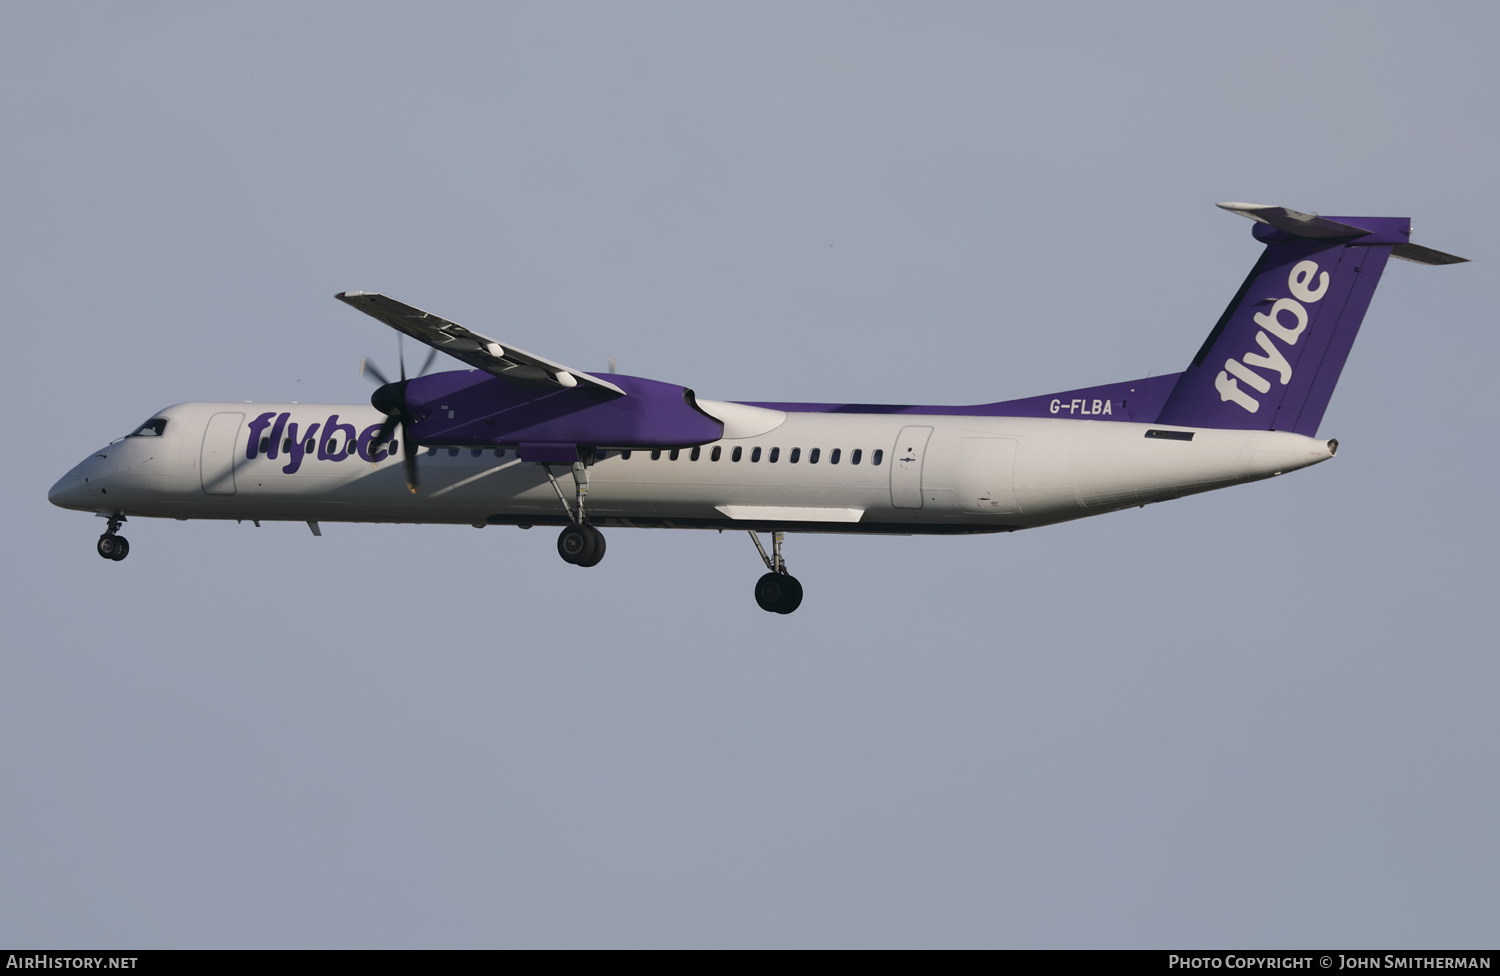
[1215,259,1329,413]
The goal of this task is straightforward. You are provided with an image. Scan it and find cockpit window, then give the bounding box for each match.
[130,418,168,437]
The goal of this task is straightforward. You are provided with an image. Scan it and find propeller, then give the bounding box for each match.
[362,337,439,492]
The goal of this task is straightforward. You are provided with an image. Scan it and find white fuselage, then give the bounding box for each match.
[49,400,1335,533]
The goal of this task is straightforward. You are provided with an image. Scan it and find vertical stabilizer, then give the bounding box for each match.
[1155,203,1465,436]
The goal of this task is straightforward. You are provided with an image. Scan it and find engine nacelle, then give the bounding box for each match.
[403,370,726,450]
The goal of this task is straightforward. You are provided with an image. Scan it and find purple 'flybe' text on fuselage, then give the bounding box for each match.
[244,412,393,474]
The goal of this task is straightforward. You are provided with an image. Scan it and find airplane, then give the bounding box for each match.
[48,203,1465,613]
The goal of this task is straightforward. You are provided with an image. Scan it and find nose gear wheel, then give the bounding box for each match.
[96,514,129,561]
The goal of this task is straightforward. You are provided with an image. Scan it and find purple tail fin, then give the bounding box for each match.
[1155,203,1465,435]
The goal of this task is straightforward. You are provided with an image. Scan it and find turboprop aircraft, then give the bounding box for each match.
[48,203,1465,613]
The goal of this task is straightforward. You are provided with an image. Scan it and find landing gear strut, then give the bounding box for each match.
[749,530,802,614]
[544,454,606,568]
[96,514,129,562]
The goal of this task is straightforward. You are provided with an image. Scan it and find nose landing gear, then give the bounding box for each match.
[96,514,129,561]
[748,530,802,614]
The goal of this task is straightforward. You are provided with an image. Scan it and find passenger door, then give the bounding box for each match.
[890,425,933,509]
[200,412,243,495]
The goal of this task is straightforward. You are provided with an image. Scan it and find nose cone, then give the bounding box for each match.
[48,455,96,511]
[371,380,406,417]
[48,471,84,509]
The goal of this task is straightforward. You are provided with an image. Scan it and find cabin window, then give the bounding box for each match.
[348,441,358,456]
[622,450,632,460]
[809,448,820,464]
[769,447,780,463]
[448,448,459,457]
[751,446,762,462]
[790,448,801,463]
[670,448,680,461]
[651,449,661,460]
[830,448,841,465]
[305,438,316,453]
[732,446,743,462]
[711,446,721,461]
[872,449,883,466]
[471,448,483,457]
[690,446,701,461]
[129,418,168,437]
[851,449,862,465]
[427,446,437,456]
[495,448,505,458]
[259,437,270,454]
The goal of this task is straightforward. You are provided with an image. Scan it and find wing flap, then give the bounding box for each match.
[336,292,625,396]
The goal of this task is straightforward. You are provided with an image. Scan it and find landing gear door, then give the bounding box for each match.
[201,412,243,495]
[890,425,933,509]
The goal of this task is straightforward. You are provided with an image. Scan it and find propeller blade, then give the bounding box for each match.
[401,418,419,493]
[368,413,400,456]
[365,341,425,490]
[361,357,391,386]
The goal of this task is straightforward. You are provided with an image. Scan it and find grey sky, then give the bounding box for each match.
[5,2,1496,947]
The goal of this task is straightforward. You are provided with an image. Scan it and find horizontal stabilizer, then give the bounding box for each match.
[1392,242,1469,265]
[1215,202,1374,240]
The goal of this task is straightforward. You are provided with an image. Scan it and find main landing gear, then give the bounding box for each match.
[96,514,129,562]
[543,456,607,568]
[557,523,606,567]
[749,530,802,614]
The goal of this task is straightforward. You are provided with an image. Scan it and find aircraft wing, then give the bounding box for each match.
[335,292,626,395]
